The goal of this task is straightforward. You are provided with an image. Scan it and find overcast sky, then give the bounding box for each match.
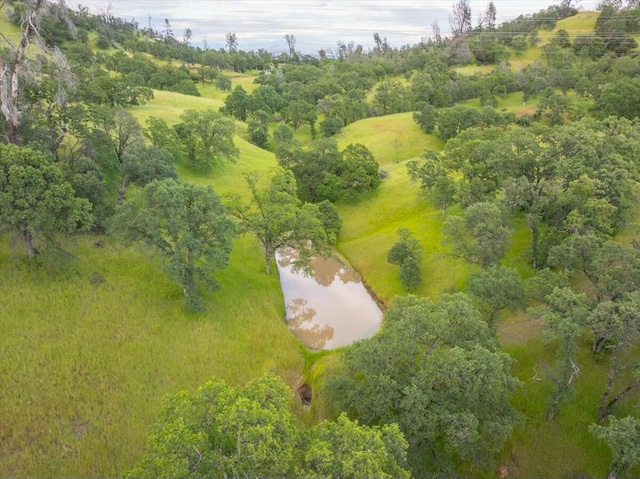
[76,0,600,54]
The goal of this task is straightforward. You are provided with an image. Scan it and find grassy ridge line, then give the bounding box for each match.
[335,112,444,166]
[553,11,600,40]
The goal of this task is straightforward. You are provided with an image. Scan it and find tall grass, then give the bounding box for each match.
[0,234,304,478]
[130,90,225,126]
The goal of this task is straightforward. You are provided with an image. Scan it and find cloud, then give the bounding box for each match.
[77,0,601,53]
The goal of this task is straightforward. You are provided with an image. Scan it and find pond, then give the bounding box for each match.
[276,249,383,350]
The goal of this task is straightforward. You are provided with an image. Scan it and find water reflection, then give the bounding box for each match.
[287,298,335,350]
[277,249,355,286]
[276,249,383,350]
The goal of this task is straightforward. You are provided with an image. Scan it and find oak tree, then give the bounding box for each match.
[111,179,236,312]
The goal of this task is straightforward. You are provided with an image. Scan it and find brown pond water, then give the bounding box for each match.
[276,249,383,350]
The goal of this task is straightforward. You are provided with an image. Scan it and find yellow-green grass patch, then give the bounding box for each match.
[0,234,304,478]
[230,71,260,93]
[131,89,225,125]
[336,160,469,304]
[509,46,545,69]
[554,11,600,41]
[178,136,279,199]
[0,7,22,44]
[454,64,495,75]
[501,336,614,479]
[336,113,444,165]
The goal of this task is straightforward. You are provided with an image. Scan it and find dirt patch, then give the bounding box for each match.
[297,383,313,407]
[498,314,543,345]
[514,106,537,118]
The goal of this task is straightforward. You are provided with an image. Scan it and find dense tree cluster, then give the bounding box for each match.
[130,374,411,479]
[325,295,520,475]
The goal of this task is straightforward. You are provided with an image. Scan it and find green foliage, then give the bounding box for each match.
[320,117,345,137]
[398,255,422,291]
[413,103,437,134]
[373,81,412,115]
[228,169,329,274]
[435,105,512,140]
[442,202,511,269]
[388,228,423,292]
[468,33,510,64]
[467,265,527,329]
[145,116,185,162]
[407,151,456,213]
[223,85,250,121]
[247,110,271,149]
[129,374,411,479]
[249,85,284,115]
[0,144,93,257]
[120,145,177,202]
[511,35,528,55]
[216,74,232,91]
[110,179,236,311]
[387,228,422,265]
[535,89,581,125]
[285,99,317,132]
[281,140,381,203]
[325,294,521,475]
[316,199,342,245]
[592,78,640,120]
[129,373,299,478]
[149,66,201,97]
[303,414,411,479]
[537,287,591,421]
[590,416,640,479]
[547,236,640,422]
[323,143,381,201]
[174,110,239,172]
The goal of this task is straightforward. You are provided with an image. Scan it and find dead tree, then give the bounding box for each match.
[0,0,75,145]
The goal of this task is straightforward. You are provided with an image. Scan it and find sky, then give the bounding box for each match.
[76,0,600,54]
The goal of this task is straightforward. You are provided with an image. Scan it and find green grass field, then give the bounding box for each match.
[131,89,225,125]
[3,85,630,479]
[554,12,600,41]
[336,112,443,165]
[0,7,21,44]
[0,233,304,478]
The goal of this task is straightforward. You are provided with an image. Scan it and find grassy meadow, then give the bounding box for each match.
[0,233,305,477]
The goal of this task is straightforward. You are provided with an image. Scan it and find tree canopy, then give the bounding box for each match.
[228,169,332,274]
[0,144,93,257]
[325,294,521,475]
[110,179,236,311]
[129,373,411,479]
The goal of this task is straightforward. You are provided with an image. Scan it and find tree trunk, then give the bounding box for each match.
[117,177,128,205]
[599,363,616,424]
[530,222,539,269]
[265,245,272,275]
[22,230,37,258]
[0,0,45,145]
[601,377,640,424]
